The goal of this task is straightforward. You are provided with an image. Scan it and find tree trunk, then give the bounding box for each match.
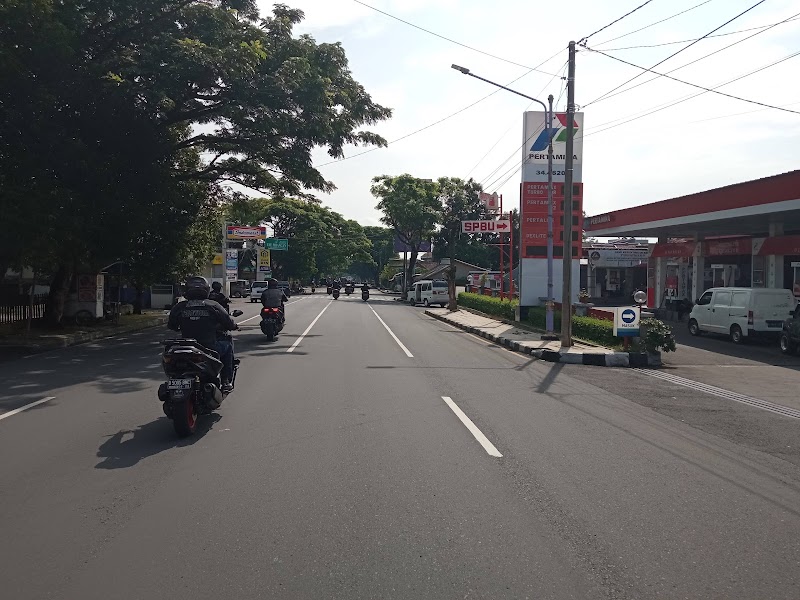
[406,250,418,293]
[446,264,457,311]
[44,263,72,327]
[133,282,144,315]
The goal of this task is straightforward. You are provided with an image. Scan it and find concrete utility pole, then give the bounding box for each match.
[545,93,556,338]
[561,41,577,347]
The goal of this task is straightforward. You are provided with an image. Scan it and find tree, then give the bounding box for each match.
[434,178,485,310]
[348,226,394,284]
[372,175,440,293]
[1,1,391,323]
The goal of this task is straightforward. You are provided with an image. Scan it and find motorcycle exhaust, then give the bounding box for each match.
[204,383,223,409]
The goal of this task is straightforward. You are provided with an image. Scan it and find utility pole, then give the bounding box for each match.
[221,220,228,296]
[545,93,556,337]
[561,41,577,347]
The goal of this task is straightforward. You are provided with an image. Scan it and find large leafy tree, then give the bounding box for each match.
[434,177,487,309]
[371,175,440,292]
[227,197,372,281]
[348,226,394,284]
[0,0,390,323]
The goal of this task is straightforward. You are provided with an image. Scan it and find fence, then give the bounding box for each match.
[0,294,48,325]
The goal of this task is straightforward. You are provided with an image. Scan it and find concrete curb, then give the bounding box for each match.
[0,316,169,353]
[425,309,662,368]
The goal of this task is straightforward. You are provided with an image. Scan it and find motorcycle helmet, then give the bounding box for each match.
[185,276,210,300]
[268,278,278,289]
[211,281,222,292]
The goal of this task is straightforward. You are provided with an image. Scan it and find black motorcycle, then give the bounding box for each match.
[345,284,354,295]
[158,308,243,437]
[361,288,369,302]
[332,288,340,300]
[260,305,284,341]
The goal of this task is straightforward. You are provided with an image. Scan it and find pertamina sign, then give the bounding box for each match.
[462,220,511,233]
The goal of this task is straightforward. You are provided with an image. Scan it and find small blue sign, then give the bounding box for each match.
[621,309,637,324]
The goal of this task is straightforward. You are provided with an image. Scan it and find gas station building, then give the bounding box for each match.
[584,170,800,308]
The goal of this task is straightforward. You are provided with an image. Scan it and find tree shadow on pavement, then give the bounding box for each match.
[95,414,221,469]
[536,362,564,393]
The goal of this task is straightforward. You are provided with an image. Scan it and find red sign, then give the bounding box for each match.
[757,235,800,256]
[520,182,583,259]
[461,220,510,233]
[650,241,696,258]
[704,237,751,256]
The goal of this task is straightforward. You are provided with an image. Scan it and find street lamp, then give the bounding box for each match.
[451,65,557,338]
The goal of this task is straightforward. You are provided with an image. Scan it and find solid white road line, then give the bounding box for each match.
[0,396,56,422]
[369,306,414,358]
[287,301,333,353]
[237,314,261,325]
[441,396,502,457]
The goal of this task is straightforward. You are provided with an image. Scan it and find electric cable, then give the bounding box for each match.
[578,0,658,45]
[592,0,714,46]
[583,48,800,137]
[351,0,557,75]
[600,16,800,50]
[582,0,767,108]
[585,10,800,105]
[585,46,800,115]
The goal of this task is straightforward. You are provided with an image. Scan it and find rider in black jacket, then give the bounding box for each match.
[208,281,231,313]
[168,277,238,391]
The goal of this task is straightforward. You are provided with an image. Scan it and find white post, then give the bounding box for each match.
[767,222,784,288]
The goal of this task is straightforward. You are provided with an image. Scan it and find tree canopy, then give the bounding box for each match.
[0,0,391,321]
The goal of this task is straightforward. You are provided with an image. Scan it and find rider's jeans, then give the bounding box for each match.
[214,339,234,382]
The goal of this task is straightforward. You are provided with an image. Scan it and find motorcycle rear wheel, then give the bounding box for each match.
[265,321,275,342]
[172,397,198,437]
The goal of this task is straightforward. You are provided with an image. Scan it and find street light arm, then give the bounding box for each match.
[451,66,547,113]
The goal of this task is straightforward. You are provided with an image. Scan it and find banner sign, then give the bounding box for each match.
[264,238,288,251]
[393,239,432,253]
[258,249,271,272]
[462,220,511,233]
[588,248,650,268]
[227,225,267,240]
[521,112,584,184]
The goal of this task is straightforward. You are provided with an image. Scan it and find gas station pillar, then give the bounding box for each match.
[767,222,784,289]
[691,237,704,302]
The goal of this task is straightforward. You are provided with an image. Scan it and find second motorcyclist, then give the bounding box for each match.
[261,278,289,321]
[208,281,231,313]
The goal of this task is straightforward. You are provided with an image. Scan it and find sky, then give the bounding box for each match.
[253,0,800,227]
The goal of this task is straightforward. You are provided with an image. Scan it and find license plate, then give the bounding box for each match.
[767,320,783,328]
[168,378,194,390]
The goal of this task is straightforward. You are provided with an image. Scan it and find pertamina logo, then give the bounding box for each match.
[530,113,579,152]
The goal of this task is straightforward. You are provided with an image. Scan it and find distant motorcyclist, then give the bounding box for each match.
[261,278,289,321]
[208,281,231,313]
[168,277,238,392]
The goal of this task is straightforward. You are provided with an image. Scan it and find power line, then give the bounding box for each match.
[583,48,800,138]
[319,50,564,168]
[585,10,800,105]
[578,0,658,45]
[582,0,767,108]
[350,0,557,75]
[586,47,800,115]
[593,0,714,46]
[600,16,800,50]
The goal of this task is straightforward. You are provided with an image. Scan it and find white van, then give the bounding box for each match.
[688,287,797,343]
[250,280,270,303]
[408,279,449,307]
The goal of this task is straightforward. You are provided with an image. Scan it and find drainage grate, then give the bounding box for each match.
[634,369,800,420]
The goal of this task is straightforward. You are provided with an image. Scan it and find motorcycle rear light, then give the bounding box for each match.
[748,310,754,325]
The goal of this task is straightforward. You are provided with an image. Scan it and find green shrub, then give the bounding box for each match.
[638,318,676,353]
[525,306,617,347]
[457,292,518,320]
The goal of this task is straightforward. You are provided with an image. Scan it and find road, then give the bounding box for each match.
[2,293,800,599]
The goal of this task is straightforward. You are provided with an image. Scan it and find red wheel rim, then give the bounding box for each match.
[186,398,196,428]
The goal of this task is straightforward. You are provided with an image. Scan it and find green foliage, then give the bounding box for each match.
[525,307,618,347]
[380,264,399,286]
[226,196,372,281]
[372,174,440,290]
[638,318,677,353]
[1,0,390,321]
[457,292,518,321]
[349,226,394,283]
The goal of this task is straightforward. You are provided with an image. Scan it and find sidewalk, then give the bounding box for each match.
[424,308,661,367]
[0,313,169,357]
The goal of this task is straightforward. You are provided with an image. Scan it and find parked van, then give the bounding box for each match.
[408,279,449,307]
[688,287,797,343]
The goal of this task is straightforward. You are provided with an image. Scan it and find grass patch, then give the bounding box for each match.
[457,292,518,320]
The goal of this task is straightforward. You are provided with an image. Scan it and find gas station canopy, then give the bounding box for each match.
[585,170,800,239]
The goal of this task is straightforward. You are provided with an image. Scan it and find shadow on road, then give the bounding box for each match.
[95,414,222,469]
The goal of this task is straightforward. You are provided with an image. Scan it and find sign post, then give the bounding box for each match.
[613,307,641,347]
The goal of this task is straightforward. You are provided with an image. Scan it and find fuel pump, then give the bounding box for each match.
[711,264,737,287]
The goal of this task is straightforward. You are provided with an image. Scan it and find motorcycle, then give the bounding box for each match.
[362,288,369,302]
[327,286,332,295]
[158,310,243,438]
[260,305,284,341]
[333,288,340,300]
[345,284,354,295]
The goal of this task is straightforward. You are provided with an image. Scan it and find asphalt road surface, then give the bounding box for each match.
[2,293,800,599]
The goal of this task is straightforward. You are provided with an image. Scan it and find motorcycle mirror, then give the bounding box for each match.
[231,310,244,317]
